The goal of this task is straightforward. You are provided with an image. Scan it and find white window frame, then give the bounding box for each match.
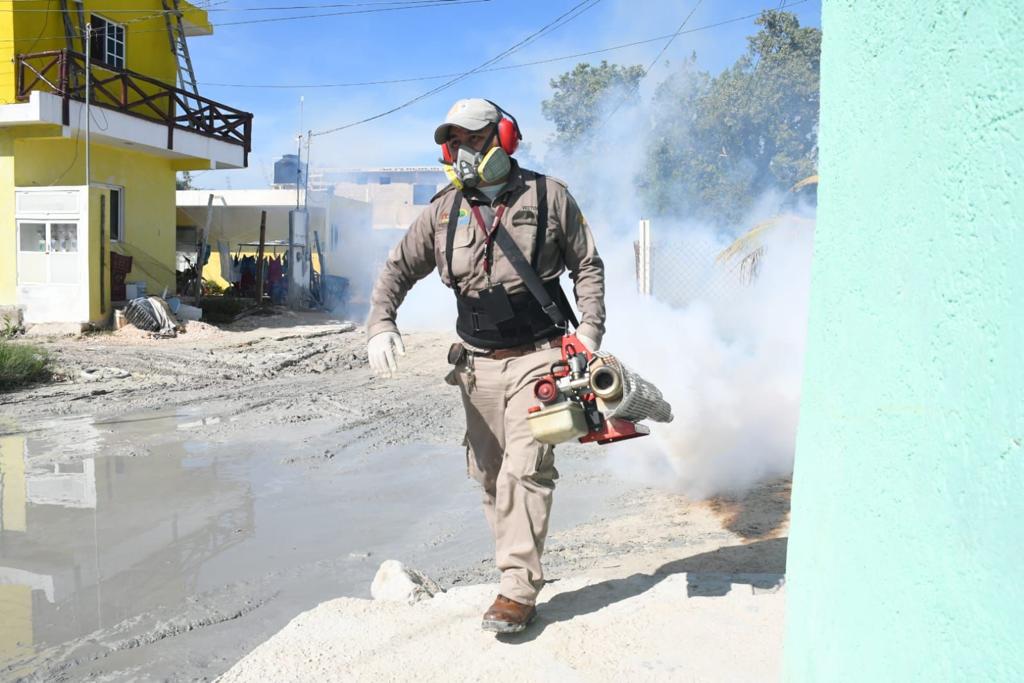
[90,15,125,70]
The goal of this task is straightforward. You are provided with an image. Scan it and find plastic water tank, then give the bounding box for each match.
[274,154,307,186]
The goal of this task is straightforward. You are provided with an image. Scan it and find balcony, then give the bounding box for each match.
[14,49,252,165]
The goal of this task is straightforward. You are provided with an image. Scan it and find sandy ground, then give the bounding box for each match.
[1,309,789,681]
[222,492,788,683]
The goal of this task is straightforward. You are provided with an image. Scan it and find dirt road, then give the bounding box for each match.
[0,311,789,681]
[3,311,462,451]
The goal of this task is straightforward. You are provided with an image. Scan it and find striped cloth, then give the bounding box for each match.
[124,297,181,337]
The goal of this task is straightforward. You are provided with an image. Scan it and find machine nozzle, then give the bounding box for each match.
[590,366,623,401]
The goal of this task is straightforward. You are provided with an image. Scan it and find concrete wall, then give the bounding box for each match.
[784,1,1023,680]
[334,181,440,231]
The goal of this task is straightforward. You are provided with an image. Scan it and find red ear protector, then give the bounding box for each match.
[440,100,522,164]
[488,99,522,156]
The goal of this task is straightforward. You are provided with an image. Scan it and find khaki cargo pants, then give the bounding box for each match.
[447,343,563,606]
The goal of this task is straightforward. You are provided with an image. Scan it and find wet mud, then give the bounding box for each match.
[0,318,628,681]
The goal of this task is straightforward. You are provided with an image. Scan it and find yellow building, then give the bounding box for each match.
[0,0,252,325]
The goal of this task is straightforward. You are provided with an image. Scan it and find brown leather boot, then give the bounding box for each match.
[481,594,537,633]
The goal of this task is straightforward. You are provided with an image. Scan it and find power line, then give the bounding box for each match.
[312,0,605,137]
[735,0,788,112]
[600,0,704,125]
[717,0,789,162]
[0,0,490,43]
[214,0,486,27]
[197,4,809,90]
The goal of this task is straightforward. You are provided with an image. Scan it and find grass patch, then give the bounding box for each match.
[0,341,51,391]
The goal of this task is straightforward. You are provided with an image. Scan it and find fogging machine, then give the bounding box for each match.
[527,334,674,445]
[469,215,673,445]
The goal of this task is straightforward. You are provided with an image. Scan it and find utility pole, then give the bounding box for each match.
[303,129,312,208]
[85,23,91,191]
[636,219,653,296]
[295,132,303,209]
[255,210,267,305]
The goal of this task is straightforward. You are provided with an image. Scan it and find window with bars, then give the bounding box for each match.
[89,15,125,70]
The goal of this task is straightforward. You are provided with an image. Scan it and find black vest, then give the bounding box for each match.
[445,177,576,349]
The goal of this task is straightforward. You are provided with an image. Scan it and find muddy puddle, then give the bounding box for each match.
[0,407,625,681]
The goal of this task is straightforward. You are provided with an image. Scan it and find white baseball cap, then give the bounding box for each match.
[433,98,501,144]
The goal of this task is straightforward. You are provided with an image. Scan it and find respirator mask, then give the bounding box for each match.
[445,127,511,190]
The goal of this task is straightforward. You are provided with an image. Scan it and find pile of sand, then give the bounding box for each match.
[109,319,228,344]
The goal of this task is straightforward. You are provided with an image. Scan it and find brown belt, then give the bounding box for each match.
[482,336,562,361]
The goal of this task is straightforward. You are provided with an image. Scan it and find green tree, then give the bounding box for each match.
[644,10,820,225]
[641,52,711,218]
[176,171,194,190]
[541,60,646,153]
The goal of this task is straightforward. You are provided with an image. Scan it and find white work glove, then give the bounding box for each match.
[577,332,600,353]
[367,331,405,377]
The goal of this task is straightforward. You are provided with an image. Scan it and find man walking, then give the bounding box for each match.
[366,98,606,632]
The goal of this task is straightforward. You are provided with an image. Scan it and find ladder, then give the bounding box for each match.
[162,0,200,97]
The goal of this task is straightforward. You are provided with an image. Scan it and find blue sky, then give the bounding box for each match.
[188,0,820,188]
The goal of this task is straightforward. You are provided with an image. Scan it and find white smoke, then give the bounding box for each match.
[546,86,814,499]
[600,219,812,498]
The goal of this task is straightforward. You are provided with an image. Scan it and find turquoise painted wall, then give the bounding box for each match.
[784,1,1023,681]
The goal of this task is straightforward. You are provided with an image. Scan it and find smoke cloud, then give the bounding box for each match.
[548,85,814,499]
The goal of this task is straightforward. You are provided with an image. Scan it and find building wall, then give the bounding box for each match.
[0,131,14,304]
[784,1,1024,680]
[0,0,211,104]
[334,181,439,231]
[175,191,373,292]
[8,138,177,316]
[0,0,14,102]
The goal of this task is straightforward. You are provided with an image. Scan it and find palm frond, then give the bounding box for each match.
[790,174,819,192]
[717,213,816,283]
[716,217,782,265]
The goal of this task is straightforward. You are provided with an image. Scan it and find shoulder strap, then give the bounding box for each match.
[530,174,547,269]
[493,223,579,329]
[445,192,463,296]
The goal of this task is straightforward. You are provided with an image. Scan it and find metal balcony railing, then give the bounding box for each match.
[15,49,252,162]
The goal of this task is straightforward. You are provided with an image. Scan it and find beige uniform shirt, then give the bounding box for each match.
[366,162,606,346]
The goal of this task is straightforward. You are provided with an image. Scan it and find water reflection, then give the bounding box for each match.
[0,409,626,680]
[0,421,253,666]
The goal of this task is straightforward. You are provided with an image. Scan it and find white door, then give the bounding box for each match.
[16,221,88,323]
[15,187,90,324]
